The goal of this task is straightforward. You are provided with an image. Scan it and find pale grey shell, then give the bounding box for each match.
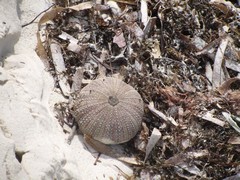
[72,77,144,144]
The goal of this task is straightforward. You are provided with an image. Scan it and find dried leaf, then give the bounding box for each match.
[129,22,144,40]
[218,77,240,94]
[212,36,229,88]
[222,112,240,134]
[134,60,142,72]
[209,0,240,15]
[181,138,191,149]
[35,32,49,68]
[124,11,138,22]
[98,49,108,78]
[182,82,196,93]
[110,0,137,5]
[186,150,209,158]
[71,67,83,93]
[227,91,240,113]
[135,122,149,152]
[117,157,141,165]
[94,4,111,11]
[50,42,70,96]
[36,7,65,69]
[228,136,240,145]
[50,42,66,73]
[68,1,93,11]
[38,7,64,30]
[148,102,178,126]
[66,125,76,144]
[107,1,122,16]
[113,29,126,48]
[205,61,213,89]
[225,58,240,73]
[164,150,209,167]
[195,36,221,56]
[58,31,79,44]
[143,17,157,39]
[85,135,141,165]
[164,153,186,166]
[67,43,82,53]
[199,111,225,127]
[140,0,148,27]
[177,163,207,177]
[223,173,240,180]
[144,128,161,162]
[84,134,117,157]
[58,31,87,53]
[151,39,161,59]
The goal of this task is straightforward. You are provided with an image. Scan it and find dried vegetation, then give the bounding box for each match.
[36,0,240,179]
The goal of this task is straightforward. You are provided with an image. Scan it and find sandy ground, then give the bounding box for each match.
[0,0,132,179]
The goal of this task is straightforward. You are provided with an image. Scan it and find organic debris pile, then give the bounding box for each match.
[37,0,240,179]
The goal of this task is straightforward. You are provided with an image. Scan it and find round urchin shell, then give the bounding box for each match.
[72,77,144,144]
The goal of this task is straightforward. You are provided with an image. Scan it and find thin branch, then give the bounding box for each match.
[21,4,55,28]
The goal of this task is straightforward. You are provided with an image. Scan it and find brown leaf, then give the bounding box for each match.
[198,111,225,127]
[35,32,49,68]
[212,36,229,88]
[69,1,93,11]
[113,28,126,48]
[217,77,240,94]
[228,136,240,145]
[38,7,65,30]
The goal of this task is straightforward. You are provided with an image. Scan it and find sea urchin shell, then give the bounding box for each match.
[72,77,144,144]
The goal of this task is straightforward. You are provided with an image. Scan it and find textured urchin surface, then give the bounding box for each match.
[72,77,144,144]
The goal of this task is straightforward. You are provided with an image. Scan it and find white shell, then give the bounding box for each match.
[72,77,144,144]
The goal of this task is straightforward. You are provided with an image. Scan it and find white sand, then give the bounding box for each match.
[0,0,132,179]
